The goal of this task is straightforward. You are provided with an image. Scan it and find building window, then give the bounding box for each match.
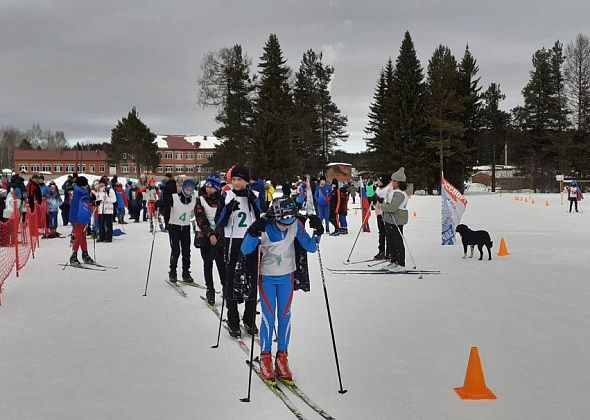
[205,167,212,173]
[121,165,129,173]
[196,165,202,173]
[185,152,193,160]
[89,164,95,173]
[176,152,183,160]
[65,164,74,172]
[31,163,40,172]
[165,165,173,173]
[77,164,86,172]
[42,164,52,172]
[19,164,28,173]
[175,165,183,173]
[99,164,105,173]
[196,152,203,160]
[157,165,163,173]
[205,152,213,159]
[164,151,173,159]
[54,164,63,173]
[122,153,128,160]
[185,165,194,173]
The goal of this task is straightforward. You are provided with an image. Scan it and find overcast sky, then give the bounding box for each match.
[1,0,589,152]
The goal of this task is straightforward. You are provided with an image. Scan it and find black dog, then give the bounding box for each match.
[455,224,493,261]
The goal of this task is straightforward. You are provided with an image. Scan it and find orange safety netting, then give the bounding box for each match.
[1,193,46,303]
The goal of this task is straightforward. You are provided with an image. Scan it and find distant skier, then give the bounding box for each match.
[314,176,332,234]
[241,197,323,385]
[566,180,583,213]
[144,178,161,232]
[373,173,392,260]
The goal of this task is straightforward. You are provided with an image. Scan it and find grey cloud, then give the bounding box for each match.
[1,0,589,152]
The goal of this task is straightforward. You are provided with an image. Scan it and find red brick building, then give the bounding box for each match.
[12,134,219,180]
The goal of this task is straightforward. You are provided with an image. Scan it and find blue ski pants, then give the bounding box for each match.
[259,273,294,353]
[317,204,330,231]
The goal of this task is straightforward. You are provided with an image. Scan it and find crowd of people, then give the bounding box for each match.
[0,163,412,386]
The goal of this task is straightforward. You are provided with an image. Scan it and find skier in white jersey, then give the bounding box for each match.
[160,178,196,283]
[214,165,261,338]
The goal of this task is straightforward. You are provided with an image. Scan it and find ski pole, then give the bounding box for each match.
[390,213,422,279]
[345,204,372,262]
[143,209,158,296]
[316,240,348,394]
[213,224,234,349]
[241,245,261,403]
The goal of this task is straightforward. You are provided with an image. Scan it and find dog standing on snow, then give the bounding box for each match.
[455,224,493,261]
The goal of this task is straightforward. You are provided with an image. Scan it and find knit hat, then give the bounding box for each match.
[391,167,406,182]
[204,173,221,191]
[376,173,389,184]
[231,165,250,182]
[76,176,88,187]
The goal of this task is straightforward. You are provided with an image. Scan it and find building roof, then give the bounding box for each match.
[156,135,220,150]
[14,149,108,161]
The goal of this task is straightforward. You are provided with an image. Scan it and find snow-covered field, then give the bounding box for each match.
[1,194,589,420]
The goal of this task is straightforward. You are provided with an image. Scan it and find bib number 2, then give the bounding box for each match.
[237,211,247,227]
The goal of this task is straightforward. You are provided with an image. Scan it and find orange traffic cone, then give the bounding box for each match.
[497,238,510,256]
[454,347,497,400]
[545,200,550,207]
[412,211,417,219]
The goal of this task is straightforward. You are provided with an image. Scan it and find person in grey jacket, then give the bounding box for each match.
[379,167,409,272]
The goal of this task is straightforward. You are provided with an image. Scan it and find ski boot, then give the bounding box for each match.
[206,289,216,306]
[82,252,95,265]
[168,271,177,283]
[228,325,241,339]
[243,322,259,336]
[329,230,340,237]
[182,272,194,284]
[382,262,398,271]
[275,351,294,385]
[70,253,81,268]
[260,352,277,385]
[373,252,386,260]
[387,263,405,272]
[340,228,349,235]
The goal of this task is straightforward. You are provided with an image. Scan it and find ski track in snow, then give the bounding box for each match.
[1,194,589,420]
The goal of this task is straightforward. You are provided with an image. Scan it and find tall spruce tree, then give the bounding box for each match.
[252,34,294,184]
[109,107,159,177]
[198,45,255,170]
[365,69,386,155]
[425,45,465,190]
[391,31,429,188]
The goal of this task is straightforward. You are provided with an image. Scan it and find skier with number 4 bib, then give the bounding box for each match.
[241,197,324,385]
[159,178,196,283]
[214,165,261,338]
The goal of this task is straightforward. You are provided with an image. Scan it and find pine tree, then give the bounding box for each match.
[425,45,465,190]
[109,107,159,177]
[198,45,255,170]
[390,31,429,188]
[251,34,294,184]
[365,69,386,154]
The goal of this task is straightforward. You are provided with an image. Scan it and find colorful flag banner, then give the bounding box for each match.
[441,177,468,245]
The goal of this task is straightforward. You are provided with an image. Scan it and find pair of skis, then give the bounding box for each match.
[166,280,221,297]
[328,267,440,275]
[200,296,334,419]
[58,262,118,271]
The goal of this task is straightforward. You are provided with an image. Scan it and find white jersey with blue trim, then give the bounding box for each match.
[223,189,258,239]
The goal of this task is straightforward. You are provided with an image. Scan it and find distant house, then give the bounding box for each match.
[470,165,529,191]
[13,134,220,180]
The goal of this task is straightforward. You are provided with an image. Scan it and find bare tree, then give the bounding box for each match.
[564,33,590,131]
[0,127,25,170]
[197,47,235,107]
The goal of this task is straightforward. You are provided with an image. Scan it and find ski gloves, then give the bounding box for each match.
[307,214,324,236]
[247,218,267,237]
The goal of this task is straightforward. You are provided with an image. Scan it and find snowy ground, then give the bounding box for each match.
[1,194,589,420]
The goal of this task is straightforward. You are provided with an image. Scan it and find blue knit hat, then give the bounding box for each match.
[204,173,221,191]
